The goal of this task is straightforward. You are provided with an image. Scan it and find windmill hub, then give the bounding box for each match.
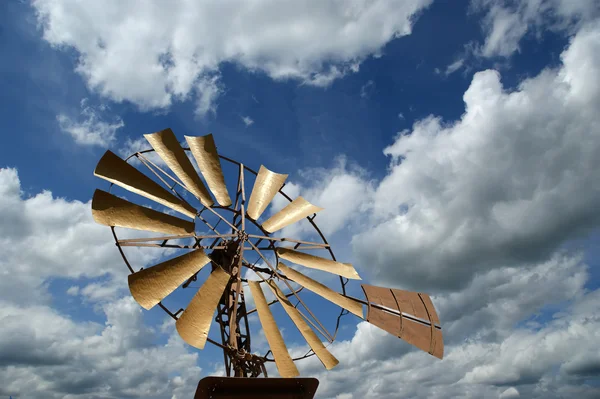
[209,239,242,275]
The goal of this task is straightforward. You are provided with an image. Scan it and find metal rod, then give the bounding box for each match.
[247,234,330,248]
[344,295,442,329]
[117,233,233,244]
[246,239,334,343]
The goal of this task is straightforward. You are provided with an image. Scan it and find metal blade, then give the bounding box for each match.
[128,249,211,310]
[176,267,231,349]
[92,189,194,235]
[185,135,232,207]
[266,280,339,370]
[361,285,444,359]
[278,263,363,318]
[276,248,361,280]
[392,289,435,324]
[262,197,323,233]
[246,165,287,220]
[144,128,214,207]
[94,150,197,218]
[248,281,299,378]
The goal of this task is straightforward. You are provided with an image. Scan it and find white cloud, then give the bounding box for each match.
[471,0,600,58]
[268,157,374,239]
[0,297,202,399]
[500,387,520,398]
[442,58,466,76]
[32,0,433,115]
[360,80,375,98]
[354,21,600,290]
[56,98,123,146]
[296,254,599,399]
[195,74,223,117]
[241,115,254,126]
[0,167,163,305]
[0,167,204,398]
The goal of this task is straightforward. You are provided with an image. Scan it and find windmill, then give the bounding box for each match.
[91,128,443,397]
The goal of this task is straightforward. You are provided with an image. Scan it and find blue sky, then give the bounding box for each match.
[1,1,600,398]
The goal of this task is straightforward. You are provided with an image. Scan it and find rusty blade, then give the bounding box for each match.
[266,280,339,370]
[128,249,211,310]
[246,165,287,220]
[276,248,361,280]
[176,267,231,349]
[144,128,214,207]
[248,281,299,378]
[185,135,232,207]
[262,197,323,233]
[92,189,194,235]
[278,263,363,318]
[94,150,197,219]
[391,289,432,323]
[361,284,444,359]
[363,305,443,359]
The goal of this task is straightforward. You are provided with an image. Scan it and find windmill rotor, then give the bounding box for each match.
[92,128,444,382]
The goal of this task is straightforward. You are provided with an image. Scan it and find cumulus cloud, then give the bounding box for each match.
[471,0,599,58]
[296,254,599,399]
[268,156,374,239]
[32,0,433,115]
[0,167,165,304]
[354,21,600,290]
[0,168,205,398]
[57,98,124,146]
[0,297,202,399]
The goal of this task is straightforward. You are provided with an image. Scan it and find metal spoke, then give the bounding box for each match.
[245,239,334,343]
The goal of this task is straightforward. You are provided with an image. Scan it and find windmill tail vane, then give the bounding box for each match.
[91,127,444,381]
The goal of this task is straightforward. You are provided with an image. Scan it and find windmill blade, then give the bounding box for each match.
[266,280,339,370]
[144,128,214,207]
[262,197,323,233]
[185,135,232,207]
[277,248,361,280]
[361,284,443,359]
[248,281,299,378]
[94,150,197,219]
[128,249,211,310]
[246,165,287,220]
[176,267,231,350]
[92,189,194,235]
[278,263,363,318]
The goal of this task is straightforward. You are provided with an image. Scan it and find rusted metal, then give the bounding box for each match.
[194,377,318,399]
[361,284,444,359]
